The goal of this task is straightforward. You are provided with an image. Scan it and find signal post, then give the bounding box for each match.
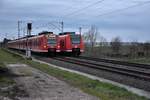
[26,23,32,59]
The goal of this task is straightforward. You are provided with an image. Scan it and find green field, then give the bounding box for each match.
[0,48,149,100]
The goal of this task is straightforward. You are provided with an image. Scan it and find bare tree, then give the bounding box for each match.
[83,26,98,47]
[98,35,107,56]
[129,41,138,58]
[110,37,122,55]
[82,31,90,56]
[99,35,107,46]
[83,25,98,56]
[88,25,98,52]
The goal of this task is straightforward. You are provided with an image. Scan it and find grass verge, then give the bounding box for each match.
[26,60,148,100]
[126,57,150,64]
[0,62,14,87]
[0,48,149,100]
[0,62,15,98]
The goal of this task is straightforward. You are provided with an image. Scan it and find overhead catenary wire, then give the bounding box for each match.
[61,0,150,19]
[4,0,150,40]
[59,0,150,30]
[95,1,150,17]
[63,0,105,18]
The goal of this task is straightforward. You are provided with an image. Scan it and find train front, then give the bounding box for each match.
[70,32,84,56]
[46,34,59,55]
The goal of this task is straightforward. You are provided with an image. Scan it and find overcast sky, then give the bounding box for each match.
[0,0,150,42]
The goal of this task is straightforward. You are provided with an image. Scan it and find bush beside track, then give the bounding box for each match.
[1,48,149,100]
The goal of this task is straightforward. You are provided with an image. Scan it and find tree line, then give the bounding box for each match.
[83,25,150,58]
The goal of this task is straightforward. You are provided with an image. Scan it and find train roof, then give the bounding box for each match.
[8,32,56,43]
[59,32,75,35]
[38,31,53,35]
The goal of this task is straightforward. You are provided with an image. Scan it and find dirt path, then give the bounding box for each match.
[7,64,99,100]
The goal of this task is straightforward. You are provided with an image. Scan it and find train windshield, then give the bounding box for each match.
[47,38,56,44]
[70,35,81,44]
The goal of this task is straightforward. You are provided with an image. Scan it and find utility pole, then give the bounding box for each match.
[18,21,22,38]
[23,28,26,37]
[61,21,64,33]
[79,27,82,35]
[5,33,7,39]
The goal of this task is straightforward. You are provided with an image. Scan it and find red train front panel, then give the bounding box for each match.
[44,33,60,53]
[58,32,84,56]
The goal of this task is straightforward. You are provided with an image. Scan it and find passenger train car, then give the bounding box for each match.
[7,31,60,55]
[58,32,84,56]
[7,31,84,56]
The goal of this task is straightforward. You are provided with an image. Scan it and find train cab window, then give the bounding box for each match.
[70,34,81,44]
[48,38,56,44]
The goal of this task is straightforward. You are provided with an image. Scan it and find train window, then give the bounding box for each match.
[33,40,35,47]
[37,39,39,46]
[39,39,41,46]
[36,39,37,46]
[70,35,81,44]
[47,38,56,44]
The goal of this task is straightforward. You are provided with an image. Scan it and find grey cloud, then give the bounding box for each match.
[0,0,150,42]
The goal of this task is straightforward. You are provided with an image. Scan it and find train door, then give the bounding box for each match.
[60,38,66,51]
[60,40,64,50]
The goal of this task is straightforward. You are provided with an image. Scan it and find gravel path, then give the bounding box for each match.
[7,64,98,100]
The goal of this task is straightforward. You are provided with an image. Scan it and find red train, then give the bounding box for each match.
[58,32,84,56]
[7,31,84,56]
[7,31,59,55]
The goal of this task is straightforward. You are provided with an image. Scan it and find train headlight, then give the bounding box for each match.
[75,45,77,48]
[57,45,60,49]
[44,45,47,48]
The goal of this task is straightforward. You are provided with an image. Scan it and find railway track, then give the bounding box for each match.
[8,49,150,82]
[79,56,150,69]
[53,57,150,81]
[6,49,150,91]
